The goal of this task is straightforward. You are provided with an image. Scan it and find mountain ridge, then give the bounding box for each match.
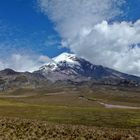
[0,52,140,91]
[37,53,140,82]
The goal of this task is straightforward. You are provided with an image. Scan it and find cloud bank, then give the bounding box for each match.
[0,54,51,72]
[38,0,140,76]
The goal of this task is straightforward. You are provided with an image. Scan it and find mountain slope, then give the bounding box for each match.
[0,53,140,91]
[0,69,48,91]
[36,53,140,86]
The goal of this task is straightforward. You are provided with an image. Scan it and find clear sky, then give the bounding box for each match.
[0,0,140,75]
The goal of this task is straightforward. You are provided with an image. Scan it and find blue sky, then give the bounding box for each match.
[0,0,68,58]
[0,0,139,57]
[0,0,140,75]
[123,0,140,21]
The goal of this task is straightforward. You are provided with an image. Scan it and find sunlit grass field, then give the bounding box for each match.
[0,87,139,129]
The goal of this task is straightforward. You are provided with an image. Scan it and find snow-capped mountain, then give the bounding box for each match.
[38,53,85,82]
[0,52,140,91]
[40,53,81,74]
[37,53,140,84]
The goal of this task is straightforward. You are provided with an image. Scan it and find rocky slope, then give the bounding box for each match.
[0,53,140,91]
[36,53,140,86]
[0,69,48,91]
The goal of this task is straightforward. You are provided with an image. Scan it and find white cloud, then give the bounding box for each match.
[38,0,140,76]
[38,55,52,63]
[0,54,51,72]
[70,20,140,76]
[38,0,124,40]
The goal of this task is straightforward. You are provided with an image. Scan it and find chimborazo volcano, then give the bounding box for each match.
[0,53,140,91]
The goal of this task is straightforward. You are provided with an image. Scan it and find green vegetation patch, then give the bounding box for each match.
[0,98,139,128]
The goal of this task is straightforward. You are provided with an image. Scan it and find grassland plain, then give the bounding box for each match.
[0,86,139,139]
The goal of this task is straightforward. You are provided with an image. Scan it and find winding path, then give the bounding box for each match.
[80,96,140,109]
[98,102,140,109]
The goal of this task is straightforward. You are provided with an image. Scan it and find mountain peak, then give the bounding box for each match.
[39,52,80,72]
[53,52,76,62]
[52,52,81,67]
[0,68,19,75]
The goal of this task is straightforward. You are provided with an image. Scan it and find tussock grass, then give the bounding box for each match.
[0,117,139,140]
